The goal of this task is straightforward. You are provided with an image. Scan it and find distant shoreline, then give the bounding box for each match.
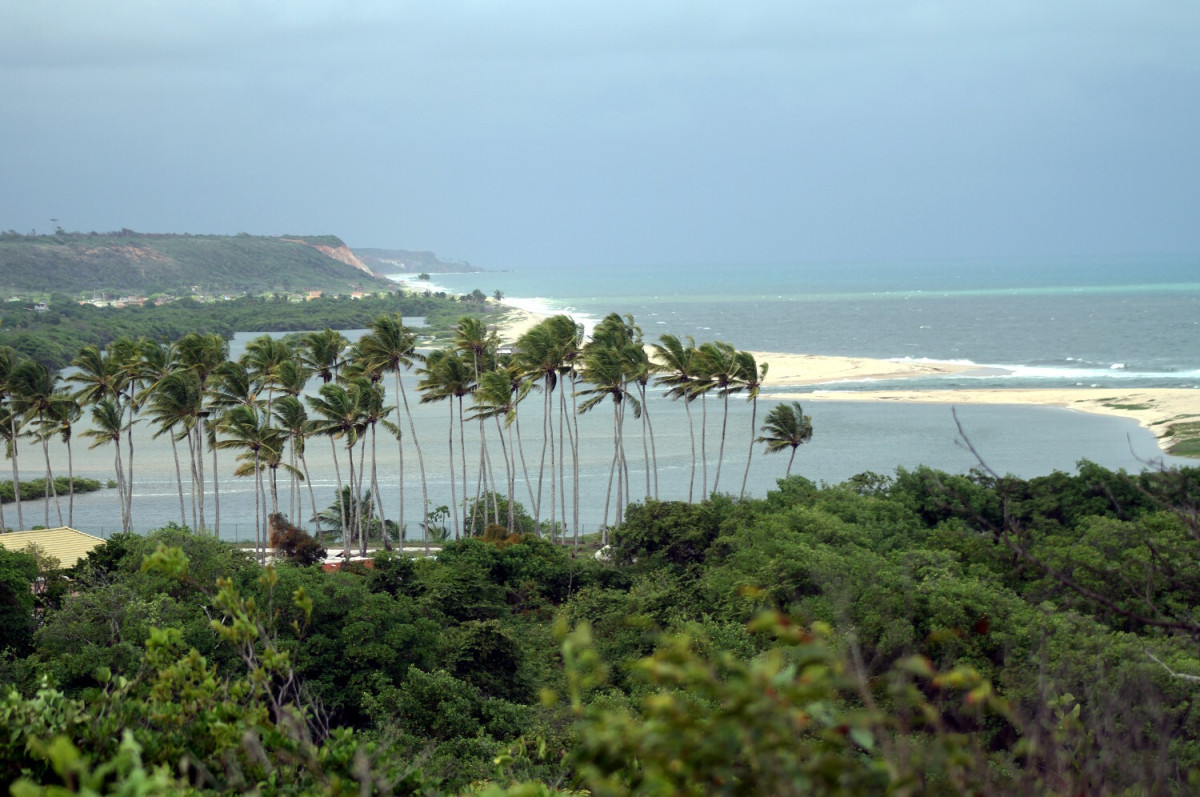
[493,301,1198,458]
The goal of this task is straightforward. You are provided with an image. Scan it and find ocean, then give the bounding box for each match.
[15,257,1199,541]
[417,256,1200,390]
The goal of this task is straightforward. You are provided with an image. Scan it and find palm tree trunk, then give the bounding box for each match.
[547,388,557,542]
[39,428,61,527]
[394,373,428,550]
[113,442,129,533]
[392,373,405,543]
[124,401,136,530]
[190,425,205,533]
[786,446,797,477]
[713,393,730,493]
[602,399,622,536]
[639,386,652,500]
[641,384,659,500]
[367,423,381,551]
[447,403,460,540]
[684,399,696,503]
[569,372,580,549]
[513,410,537,518]
[9,413,22,530]
[533,380,551,535]
[66,436,75,528]
[457,395,469,538]
[253,449,263,562]
[557,386,568,542]
[494,416,515,530]
[210,430,220,538]
[169,434,187,526]
[355,434,369,555]
[700,393,709,496]
[297,450,318,540]
[328,436,348,553]
[740,396,758,499]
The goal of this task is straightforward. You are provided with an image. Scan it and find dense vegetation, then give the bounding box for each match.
[0,230,396,297]
[0,292,497,370]
[2,462,1198,794]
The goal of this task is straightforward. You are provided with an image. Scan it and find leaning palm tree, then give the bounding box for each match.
[11,360,65,528]
[736,351,769,499]
[47,390,81,527]
[80,398,130,532]
[215,404,278,559]
[652,334,700,503]
[693,340,743,494]
[144,369,204,528]
[297,328,348,385]
[417,348,475,540]
[174,332,228,534]
[577,339,640,538]
[110,337,147,529]
[454,317,500,527]
[515,318,575,536]
[273,395,320,536]
[306,380,369,551]
[756,401,814,477]
[68,343,129,527]
[241,335,292,416]
[467,368,522,531]
[0,347,26,530]
[356,315,427,549]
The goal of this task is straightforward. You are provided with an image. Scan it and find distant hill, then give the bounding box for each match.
[0,230,397,297]
[354,247,480,274]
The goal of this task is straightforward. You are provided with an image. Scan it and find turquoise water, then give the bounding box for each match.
[414,256,1200,389]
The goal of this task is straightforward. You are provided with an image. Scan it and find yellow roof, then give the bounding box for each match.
[0,527,107,568]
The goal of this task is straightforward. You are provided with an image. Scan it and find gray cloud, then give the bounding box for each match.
[3,1,1197,268]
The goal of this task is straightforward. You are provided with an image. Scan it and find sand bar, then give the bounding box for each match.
[493,304,1197,455]
[773,388,1197,453]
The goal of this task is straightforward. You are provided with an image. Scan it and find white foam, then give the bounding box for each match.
[502,296,600,338]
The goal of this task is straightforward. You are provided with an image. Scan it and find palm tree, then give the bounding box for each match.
[736,351,768,499]
[515,317,576,536]
[756,401,813,477]
[693,340,743,494]
[216,404,280,558]
[241,335,292,415]
[356,315,427,549]
[46,390,81,527]
[306,380,369,551]
[68,343,130,524]
[80,398,130,531]
[144,369,204,528]
[297,328,347,385]
[0,348,26,530]
[174,332,228,534]
[417,349,475,540]
[577,335,640,537]
[0,405,16,532]
[11,360,65,527]
[455,317,500,528]
[652,334,700,502]
[110,337,146,529]
[273,395,320,538]
[468,368,521,530]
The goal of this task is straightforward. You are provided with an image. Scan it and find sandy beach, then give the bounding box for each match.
[493,304,1197,455]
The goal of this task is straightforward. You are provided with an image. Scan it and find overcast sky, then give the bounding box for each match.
[2,2,1197,269]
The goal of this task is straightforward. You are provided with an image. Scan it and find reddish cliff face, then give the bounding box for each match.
[308,243,373,275]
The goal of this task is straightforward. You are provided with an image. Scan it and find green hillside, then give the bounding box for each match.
[0,229,395,297]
